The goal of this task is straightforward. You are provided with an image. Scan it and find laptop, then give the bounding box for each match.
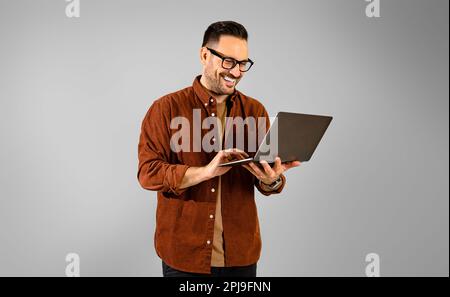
[218,111,333,167]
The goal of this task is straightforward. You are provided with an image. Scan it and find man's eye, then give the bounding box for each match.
[223,58,236,67]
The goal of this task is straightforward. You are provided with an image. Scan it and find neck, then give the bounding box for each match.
[199,75,229,104]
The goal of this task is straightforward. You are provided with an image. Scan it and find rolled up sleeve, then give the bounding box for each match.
[137,99,189,196]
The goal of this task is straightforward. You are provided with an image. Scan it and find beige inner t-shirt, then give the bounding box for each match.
[211,102,227,267]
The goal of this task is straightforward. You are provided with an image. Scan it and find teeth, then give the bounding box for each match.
[224,76,235,83]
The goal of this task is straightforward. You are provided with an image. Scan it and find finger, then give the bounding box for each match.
[223,149,241,157]
[235,151,249,158]
[223,148,239,157]
[225,148,248,156]
[242,164,257,176]
[225,148,244,154]
[248,161,265,178]
[282,160,301,171]
[272,157,283,175]
[231,148,249,158]
[259,160,275,177]
[286,160,301,167]
[221,151,231,160]
[228,152,247,160]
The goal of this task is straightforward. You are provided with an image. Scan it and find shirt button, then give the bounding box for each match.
[211,113,215,117]
[209,214,214,219]
[211,188,215,193]
[204,103,208,106]
[207,240,211,245]
[210,98,214,103]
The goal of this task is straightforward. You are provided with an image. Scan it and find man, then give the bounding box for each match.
[137,21,300,277]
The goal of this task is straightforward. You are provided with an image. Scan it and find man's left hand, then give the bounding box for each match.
[242,157,301,186]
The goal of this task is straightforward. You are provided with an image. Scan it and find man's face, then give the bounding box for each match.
[200,35,249,95]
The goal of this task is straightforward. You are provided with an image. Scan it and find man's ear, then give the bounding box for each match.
[199,47,208,66]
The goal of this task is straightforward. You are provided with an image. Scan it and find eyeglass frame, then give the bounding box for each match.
[205,47,254,72]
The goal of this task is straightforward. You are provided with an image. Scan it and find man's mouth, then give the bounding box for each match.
[222,75,236,88]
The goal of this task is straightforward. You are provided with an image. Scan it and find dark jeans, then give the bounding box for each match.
[162,261,257,277]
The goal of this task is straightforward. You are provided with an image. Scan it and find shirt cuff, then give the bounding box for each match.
[164,164,190,196]
[255,174,286,196]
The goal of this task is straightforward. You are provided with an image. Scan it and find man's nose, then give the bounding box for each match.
[229,64,241,78]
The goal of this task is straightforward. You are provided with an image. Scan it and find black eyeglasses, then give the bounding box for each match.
[206,47,254,72]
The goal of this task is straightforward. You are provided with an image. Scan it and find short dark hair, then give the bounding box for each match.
[202,21,248,47]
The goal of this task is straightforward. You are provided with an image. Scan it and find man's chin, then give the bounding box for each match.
[221,89,234,95]
[220,84,236,94]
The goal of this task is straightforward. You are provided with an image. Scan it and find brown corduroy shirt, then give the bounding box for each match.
[137,75,286,274]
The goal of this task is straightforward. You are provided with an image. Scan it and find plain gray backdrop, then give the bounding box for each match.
[0,0,448,276]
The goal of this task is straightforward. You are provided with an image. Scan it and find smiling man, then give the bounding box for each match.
[137,21,300,277]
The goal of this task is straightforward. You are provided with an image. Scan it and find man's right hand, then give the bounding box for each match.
[203,148,249,179]
[179,148,249,190]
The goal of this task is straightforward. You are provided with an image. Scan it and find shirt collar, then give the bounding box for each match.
[193,75,238,105]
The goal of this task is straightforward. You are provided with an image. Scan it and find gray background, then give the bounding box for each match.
[0,0,448,277]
